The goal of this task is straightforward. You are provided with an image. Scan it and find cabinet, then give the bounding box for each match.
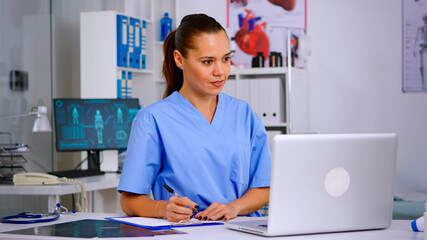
[80,1,181,171]
[227,67,308,134]
[80,0,180,107]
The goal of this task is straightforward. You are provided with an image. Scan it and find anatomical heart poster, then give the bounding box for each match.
[227,0,306,68]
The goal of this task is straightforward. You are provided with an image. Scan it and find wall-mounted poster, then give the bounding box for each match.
[227,0,306,68]
[403,0,427,92]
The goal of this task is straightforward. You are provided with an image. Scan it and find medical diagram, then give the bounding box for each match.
[235,9,269,60]
[413,14,427,90]
[228,0,306,68]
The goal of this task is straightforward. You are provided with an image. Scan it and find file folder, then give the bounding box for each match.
[258,81,268,124]
[117,15,129,67]
[127,71,132,98]
[128,17,135,69]
[117,70,127,99]
[249,79,261,118]
[130,17,141,69]
[106,216,223,230]
[237,79,251,105]
[141,20,147,69]
[117,70,122,98]
[263,78,285,124]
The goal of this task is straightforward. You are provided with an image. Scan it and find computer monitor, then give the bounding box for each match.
[53,98,139,173]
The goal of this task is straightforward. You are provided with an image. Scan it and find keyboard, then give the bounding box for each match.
[48,170,105,178]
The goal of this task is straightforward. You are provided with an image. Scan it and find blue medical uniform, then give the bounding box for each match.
[118,91,271,216]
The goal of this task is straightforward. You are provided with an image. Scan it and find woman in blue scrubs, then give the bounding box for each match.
[118,13,272,222]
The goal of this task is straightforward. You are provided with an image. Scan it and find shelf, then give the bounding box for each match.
[0,154,27,164]
[0,144,30,154]
[264,122,287,128]
[230,67,287,76]
[117,67,153,74]
[265,123,287,133]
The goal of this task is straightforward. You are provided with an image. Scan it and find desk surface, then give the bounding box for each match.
[0,213,420,240]
[0,173,120,195]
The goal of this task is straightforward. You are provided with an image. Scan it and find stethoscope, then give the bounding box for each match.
[1,203,74,224]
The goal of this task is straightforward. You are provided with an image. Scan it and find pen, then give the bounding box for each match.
[163,183,200,218]
[163,183,180,197]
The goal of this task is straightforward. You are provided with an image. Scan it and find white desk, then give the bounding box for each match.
[0,213,420,240]
[0,173,120,212]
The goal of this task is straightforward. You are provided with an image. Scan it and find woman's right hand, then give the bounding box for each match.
[165,196,199,222]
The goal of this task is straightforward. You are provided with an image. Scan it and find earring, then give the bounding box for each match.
[177,66,182,70]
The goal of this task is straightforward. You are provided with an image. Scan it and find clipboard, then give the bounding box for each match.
[106,216,224,230]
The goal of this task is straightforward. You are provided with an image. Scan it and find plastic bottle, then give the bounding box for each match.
[411,202,427,233]
[269,52,276,67]
[256,52,264,67]
[160,12,172,41]
[412,216,424,232]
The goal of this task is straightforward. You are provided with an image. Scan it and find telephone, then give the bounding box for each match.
[13,172,59,186]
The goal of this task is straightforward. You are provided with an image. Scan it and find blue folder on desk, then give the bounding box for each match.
[106,216,223,230]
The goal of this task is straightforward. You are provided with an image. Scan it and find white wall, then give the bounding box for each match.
[306,0,427,201]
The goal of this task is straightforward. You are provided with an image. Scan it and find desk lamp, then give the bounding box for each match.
[0,106,52,132]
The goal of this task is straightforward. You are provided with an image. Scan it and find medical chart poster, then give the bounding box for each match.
[403,0,427,92]
[227,0,306,68]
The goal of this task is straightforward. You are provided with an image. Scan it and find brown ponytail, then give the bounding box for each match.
[162,30,182,98]
[161,14,227,98]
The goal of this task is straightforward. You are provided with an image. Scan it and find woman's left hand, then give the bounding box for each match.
[194,202,240,222]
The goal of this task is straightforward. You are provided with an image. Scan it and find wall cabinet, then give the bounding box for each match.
[226,67,308,134]
[79,1,181,172]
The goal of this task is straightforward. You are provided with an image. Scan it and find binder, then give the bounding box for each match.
[117,70,122,98]
[117,15,129,67]
[126,71,132,98]
[122,71,127,98]
[140,20,147,69]
[249,79,261,118]
[117,70,127,99]
[128,17,135,69]
[130,17,141,69]
[262,78,285,124]
[237,79,251,105]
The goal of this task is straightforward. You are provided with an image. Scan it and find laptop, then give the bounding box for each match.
[225,133,398,236]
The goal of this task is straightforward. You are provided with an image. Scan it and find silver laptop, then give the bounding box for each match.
[225,133,398,236]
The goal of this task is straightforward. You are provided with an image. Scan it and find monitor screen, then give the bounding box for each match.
[53,98,139,152]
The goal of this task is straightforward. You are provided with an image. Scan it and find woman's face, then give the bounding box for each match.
[175,30,231,98]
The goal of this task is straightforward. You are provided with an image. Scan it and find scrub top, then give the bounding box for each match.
[118,91,272,216]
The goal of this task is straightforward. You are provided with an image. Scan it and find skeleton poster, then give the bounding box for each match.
[227,0,306,68]
[403,0,427,92]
